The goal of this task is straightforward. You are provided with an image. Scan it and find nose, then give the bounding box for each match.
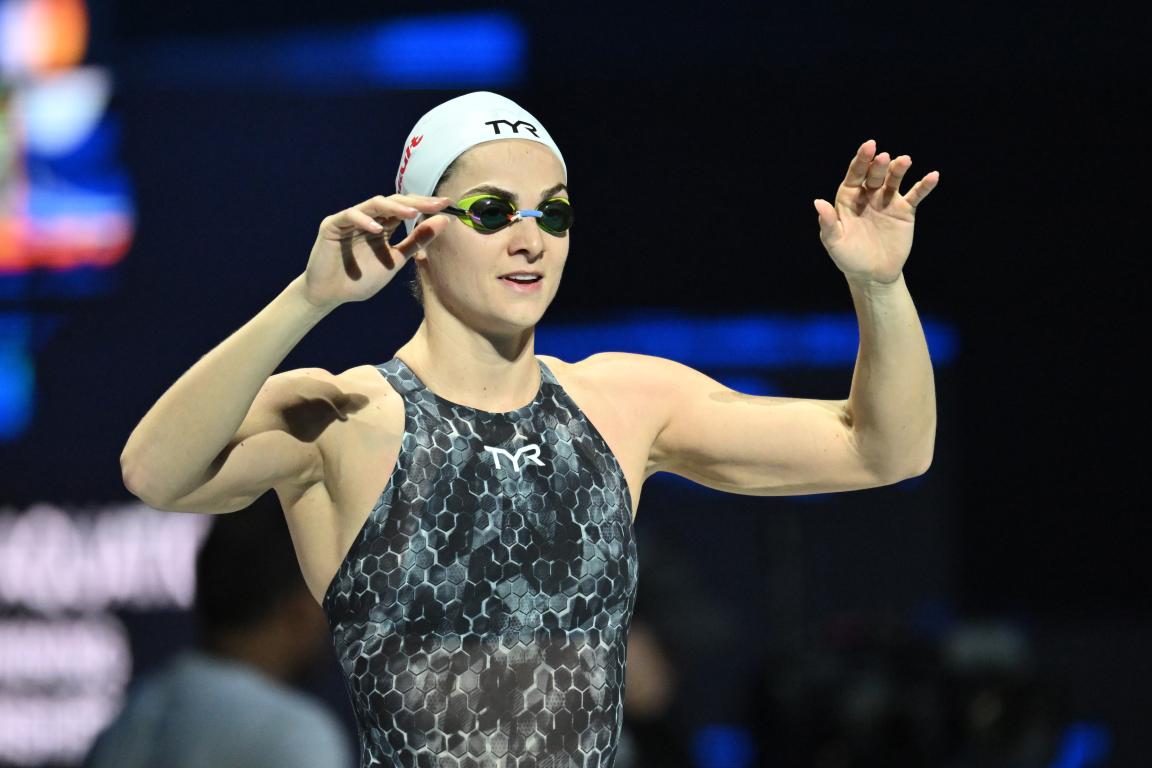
[506,213,545,262]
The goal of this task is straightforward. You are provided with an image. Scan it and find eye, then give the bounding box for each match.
[538,198,573,233]
[467,197,516,231]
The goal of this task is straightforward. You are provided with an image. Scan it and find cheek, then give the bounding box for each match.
[553,237,571,268]
[425,231,489,293]
[424,229,464,273]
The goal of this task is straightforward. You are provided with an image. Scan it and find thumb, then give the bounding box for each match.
[394,215,449,258]
[813,199,842,244]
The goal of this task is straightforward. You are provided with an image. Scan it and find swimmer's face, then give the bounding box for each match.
[416,139,568,334]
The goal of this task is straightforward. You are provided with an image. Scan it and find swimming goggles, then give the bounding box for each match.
[440,194,574,235]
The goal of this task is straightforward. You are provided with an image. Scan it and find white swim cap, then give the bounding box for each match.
[395,91,567,236]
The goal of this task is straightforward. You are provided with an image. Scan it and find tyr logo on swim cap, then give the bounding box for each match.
[395,91,567,236]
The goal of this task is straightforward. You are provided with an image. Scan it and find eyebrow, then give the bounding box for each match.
[459,183,569,205]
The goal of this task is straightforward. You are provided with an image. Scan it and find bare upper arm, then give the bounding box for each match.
[158,367,354,513]
[603,352,890,495]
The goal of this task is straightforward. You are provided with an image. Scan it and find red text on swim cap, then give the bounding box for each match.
[396,134,423,192]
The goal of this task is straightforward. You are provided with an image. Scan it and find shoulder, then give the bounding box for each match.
[538,350,681,376]
[265,364,385,389]
[269,365,379,393]
[537,352,695,435]
[264,364,395,411]
[256,367,347,412]
[538,351,696,395]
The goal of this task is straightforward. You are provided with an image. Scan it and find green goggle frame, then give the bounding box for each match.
[440,194,574,235]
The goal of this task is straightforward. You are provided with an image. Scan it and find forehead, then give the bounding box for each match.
[445,140,565,197]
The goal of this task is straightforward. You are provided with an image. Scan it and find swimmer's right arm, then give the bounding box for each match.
[119,194,452,513]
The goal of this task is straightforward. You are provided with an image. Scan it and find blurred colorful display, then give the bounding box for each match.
[0,0,136,441]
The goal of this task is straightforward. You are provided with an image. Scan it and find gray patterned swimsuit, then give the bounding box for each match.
[322,356,639,768]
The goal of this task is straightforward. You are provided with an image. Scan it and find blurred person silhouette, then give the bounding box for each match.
[615,529,730,768]
[938,622,1058,768]
[81,491,352,768]
[614,617,688,768]
[750,615,1058,768]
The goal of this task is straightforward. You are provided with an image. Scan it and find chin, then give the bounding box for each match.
[495,288,557,322]
[487,303,552,336]
[498,310,547,334]
[437,283,558,336]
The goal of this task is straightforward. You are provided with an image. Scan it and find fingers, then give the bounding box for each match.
[812,198,842,244]
[877,153,942,207]
[883,155,912,194]
[347,207,386,234]
[356,194,452,220]
[391,215,450,259]
[843,142,941,208]
[903,171,941,208]
[865,152,891,189]
[844,142,907,191]
[320,207,387,239]
[843,139,876,187]
[321,194,452,239]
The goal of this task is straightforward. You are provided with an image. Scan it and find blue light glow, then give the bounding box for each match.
[713,375,779,396]
[537,312,957,367]
[0,350,33,440]
[692,724,756,768]
[369,14,525,87]
[4,266,119,298]
[0,314,34,441]
[1048,722,1111,768]
[135,13,526,90]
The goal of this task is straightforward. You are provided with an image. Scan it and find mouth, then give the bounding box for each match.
[498,271,543,291]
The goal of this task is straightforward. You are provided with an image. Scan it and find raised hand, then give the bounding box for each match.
[300,194,453,309]
[814,140,940,284]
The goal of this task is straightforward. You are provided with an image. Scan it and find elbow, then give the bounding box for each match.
[120,444,151,499]
[120,452,144,498]
[905,455,932,480]
[914,449,934,477]
[909,430,937,477]
[871,451,933,487]
[891,427,936,482]
[120,456,174,510]
[896,450,933,482]
[121,461,155,507]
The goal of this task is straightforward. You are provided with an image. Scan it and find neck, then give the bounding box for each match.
[395,317,540,412]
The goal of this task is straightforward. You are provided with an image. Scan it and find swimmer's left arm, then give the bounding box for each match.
[634,333,932,496]
[637,139,939,495]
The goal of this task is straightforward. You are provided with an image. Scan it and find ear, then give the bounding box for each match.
[411,242,431,266]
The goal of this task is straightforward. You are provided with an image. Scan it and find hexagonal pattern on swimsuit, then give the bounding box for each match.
[323,357,639,768]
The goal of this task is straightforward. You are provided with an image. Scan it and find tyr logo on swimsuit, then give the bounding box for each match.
[483,444,546,472]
